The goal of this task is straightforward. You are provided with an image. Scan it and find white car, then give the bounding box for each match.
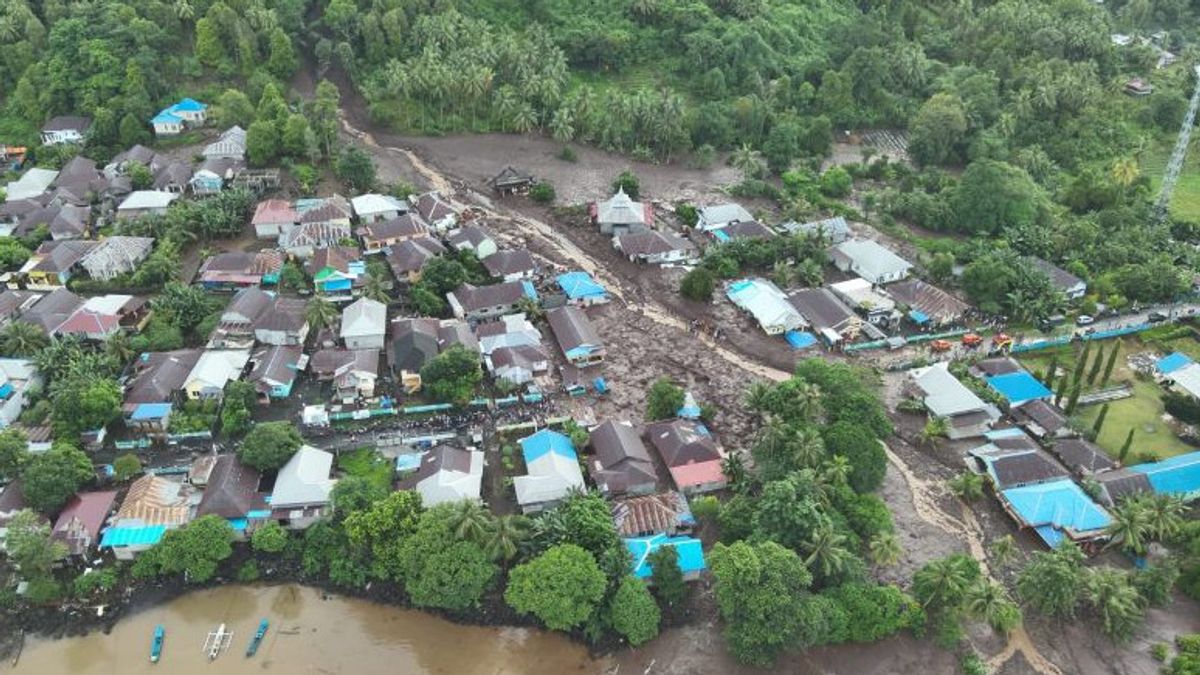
[1075,315,1095,326]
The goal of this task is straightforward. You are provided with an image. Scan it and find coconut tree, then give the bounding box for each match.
[1110,157,1140,202]
[446,500,492,543]
[0,320,48,357]
[1105,499,1152,555]
[800,520,855,582]
[920,416,950,448]
[1085,568,1144,641]
[485,514,529,563]
[820,455,852,487]
[361,273,391,304]
[989,534,1018,568]
[1141,494,1186,541]
[965,579,1022,634]
[948,472,985,500]
[720,451,749,492]
[103,333,135,366]
[305,296,338,332]
[868,531,903,567]
[913,554,979,611]
[730,143,764,181]
[743,381,774,416]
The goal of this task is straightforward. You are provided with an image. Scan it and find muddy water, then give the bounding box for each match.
[3,585,608,675]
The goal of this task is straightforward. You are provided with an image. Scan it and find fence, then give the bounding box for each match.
[844,327,974,353]
[1011,323,1153,354]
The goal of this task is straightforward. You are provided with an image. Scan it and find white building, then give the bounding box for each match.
[271,446,337,529]
[397,446,484,507]
[830,239,913,285]
[340,297,387,350]
[725,278,806,335]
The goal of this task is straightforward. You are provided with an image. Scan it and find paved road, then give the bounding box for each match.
[1018,301,1200,344]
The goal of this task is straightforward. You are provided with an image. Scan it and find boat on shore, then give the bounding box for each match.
[149,625,164,663]
[245,619,269,658]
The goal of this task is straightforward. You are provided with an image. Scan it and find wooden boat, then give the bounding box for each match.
[245,619,269,657]
[150,625,164,663]
[202,623,232,661]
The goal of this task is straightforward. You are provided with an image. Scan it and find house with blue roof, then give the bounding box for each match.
[986,371,1053,407]
[1156,352,1193,376]
[556,271,609,306]
[514,429,585,513]
[998,479,1112,550]
[100,474,193,560]
[151,98,208,137]
[1129,451,1200,502]
[624,534,706,580]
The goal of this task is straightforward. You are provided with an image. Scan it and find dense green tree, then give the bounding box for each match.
[330,475,389,517]
[821,421,885,493]
[648,544,686,607]
[1085,568,1144,642]
[609,576,661,646]
[113,453,142,482]
[343,490,424,579]
[1018,543,1086,618]
[237,421,302,472]
[397,507,497,610]
[151,515,235,583]
[908,93,968,166]
[950,160,1046,236]
[505,544,608,631]
[680,267,715,302]
[251,521,289,554]
[336,147,377,192]
[0,428,29,482]
[214,89,255,128]
[611,170,640,199]
[645,378,685,421]
[266,28,298,79]
[246,119,279,167]
[710,540,814,666]
[22,443,93,512]
[420,345,483,405]
[5,510,67,580]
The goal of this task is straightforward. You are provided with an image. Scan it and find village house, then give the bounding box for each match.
[20,240,99,289]
[122,348,202,435]
[447,224,499,259]
[152,161,193,194]
[624,532,707,581]
[41,116,91,145]
[386,236,446,283]
[104,145,162,179]
[411,191,457,232]
[829,278,899,327]
[996,478,1112,550]
[588,420,657,497]
[482,249,539,282]
[196,250,284,290]
[613,230,697,265]
[115,190,178,220]
[79,236,155,281]
[780,216,852,244]
[190,156,244,196]
[1028,257,1088,300]
[1050,438,1116,477]
[55,295,150,341]
[488,166,536,195]
[271,446,337,529]
[100,474,193,560]
[361,213,429,253]
[710,220,775,244]
[0,290,42,327]
[397,445,484,506]
[251,199,299,239]
[305,246,365,296]
[488,343,551,385]
[21,203,90,240]
[1011,399,1073,440]
[151,98,207,137]
[351,193,408,224]
[19,288,84,334]
[726,278,805,335]
[388,318,442,393]
[906,362,1001,439]
[248,344,303,402]
[341,297,387,350]
[514,429,586,513]
[202,126,247,160]
[0,359,40,429]
[592,188,651,236]
[611,491,694,538]
[886,279,969,327]
[830,239,913,285]
[5,167,58,202]
[645,419,727,494]
[51,491,117,557]
[547,305,605,368]
[787,287,864,345]
[967,431,1070,490]
[309,348,379,399]
[0,482,32,548]
[195,454,270,537]
[557,271,609,306]
[281,221,352,259]
[183,349,251,400]
[476,313,542,356]
[695,202,753,232]
[448,281,538,322]
[209,288,309,348]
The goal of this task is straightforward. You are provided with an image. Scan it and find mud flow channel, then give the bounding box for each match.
[3,584,607,675]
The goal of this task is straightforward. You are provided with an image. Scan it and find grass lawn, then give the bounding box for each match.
[336,447,394,491]
[1018,336,1198,460]
[1141,137,1200,221]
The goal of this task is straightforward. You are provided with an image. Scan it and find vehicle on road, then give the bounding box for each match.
[1148,311,1169,323]
[1075,315,1094,326]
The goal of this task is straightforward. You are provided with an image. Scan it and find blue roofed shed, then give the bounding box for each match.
[1157,352,1193,375]
[987,371,1053,406]
[99,525,168,548]
[556,272,609,305]
[999,479,1111,548]
[520,429,577,463]
[1130,451,1200,502]
[625,534,706,580]
[129,403,172,422]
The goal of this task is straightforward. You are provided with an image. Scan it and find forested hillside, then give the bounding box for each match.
[1,0,1198,312]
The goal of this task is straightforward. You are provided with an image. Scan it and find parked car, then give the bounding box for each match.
[1148,311,1169,323]
[1038,314,1066,332]
[1075,315,1095,326]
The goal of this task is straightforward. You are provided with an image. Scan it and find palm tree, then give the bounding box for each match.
[1105,500,1151,555]
[801,520,854,581]
[868,532,902,567]
[1085,568,1144,640]
[920,417,950,448]
[730,143,763,181]
[549,107,575,143]
[1110,157,1139,201]
[743,381,773,416]
[913,554,977,610]
[305,297,338,332]
[820,455,852,487]
[0,321,48,357]
[485,514,529,562]
[964,580,1021,634]
[361,273,391,304]
[720,451,749,492]
[948,472,985,501]
[446,500,492,543]
[174,0,195,22]
[104,333,135,366]
[989,534,1018,568]
[1141,494,1185,541]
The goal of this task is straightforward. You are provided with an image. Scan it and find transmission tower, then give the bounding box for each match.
[1154,64,1200,224]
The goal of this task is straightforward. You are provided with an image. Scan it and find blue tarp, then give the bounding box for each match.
[593,377,608,394]
[395,453,425,472]
[100,526,168,548]
[625,534,706,579]
[1001,479,1112,545]
[712,229,731,242]
[556,272,607,301]
[908,309,930,325]
[228,518,249,531]
[1033,525,1065,549]
[785,330,818,349]
[988,371,1053,404]
[130,403,172,421]
[520,429,576,463]
[1157,352,1194,375]
[1130,451,1200,502]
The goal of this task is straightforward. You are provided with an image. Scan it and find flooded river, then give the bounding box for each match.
[3,585,608,675]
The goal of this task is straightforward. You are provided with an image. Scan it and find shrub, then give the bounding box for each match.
[251,522,289,554]
[238,560,261,582]
[529,182,556,204]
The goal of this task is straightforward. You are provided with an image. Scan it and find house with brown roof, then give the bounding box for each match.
[248,344,303,401]
[388,318,441,393]
[588,420,657,496]
[22,203,90,240]
[546,305,604,367]
[611,491,694,537]
[482,249,539,282]
[41,116,91,145]
[887,279,969,327]
[968,432,1070,490]
[360,213,428,252]
[0,480,34,548]
[396,445,484,506]
[309,348,379,399]
[197,250,284,290]
[123,349,204,431]
[195,454,269,537]
[447,224,498,259]
[19,239,99,290]
[252,199,299,239]
[1011,399,1073,440]
[101,474,193,560]
[447,281,538,322]
[411,191,457,232]
[1028,257,1087,300]
[488,344,551,385]
[305,246,365,296]
[1050,438,1116,477]
[788,288,863,345]
[488,166,535,195]
[209,288,309,348]
[18,287,84,334]
[51,490,117,557]
[614,230,696,265]
[0,290,42,327]
[712,220,775,243]
[79,236,155,281]
[644,419,726,494]
[386,236,446,283]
